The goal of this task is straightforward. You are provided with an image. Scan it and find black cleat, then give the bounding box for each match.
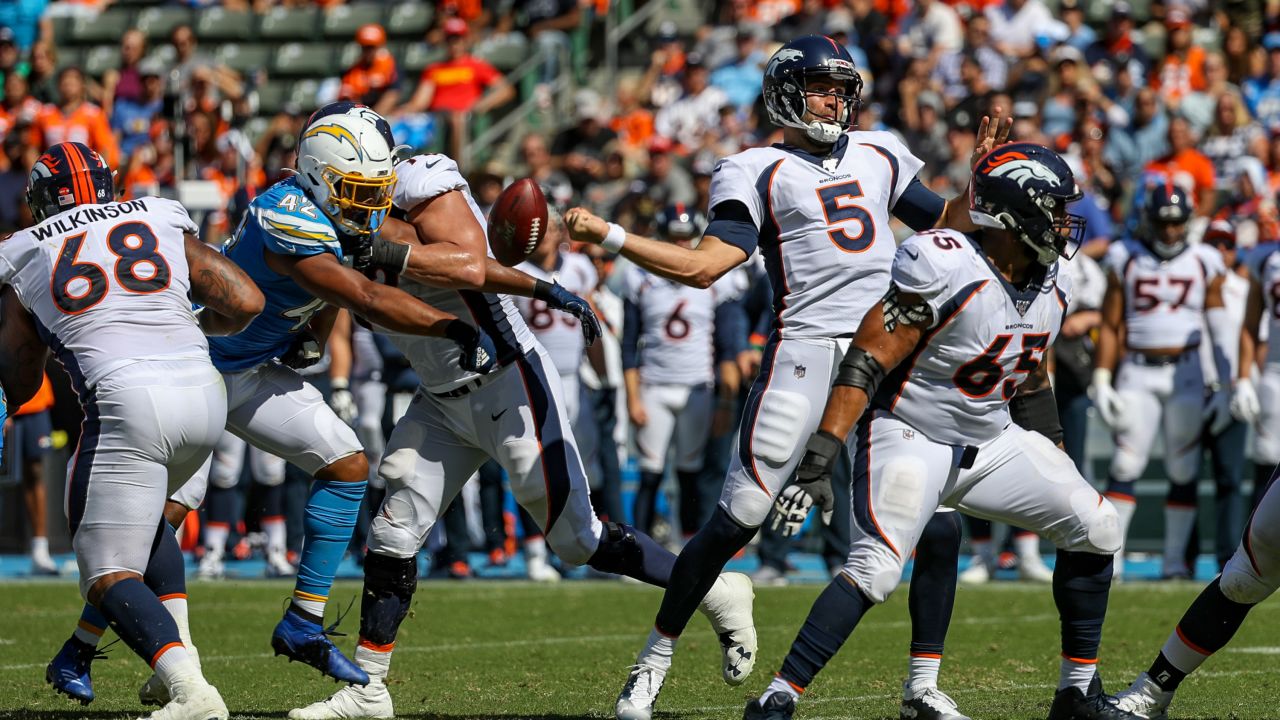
[1047,678,1141,720]
[744,693,796,720]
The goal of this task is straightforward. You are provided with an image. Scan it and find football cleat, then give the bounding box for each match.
[1112,672,1172,720]
[901,683,972,720]
[615,663,667,720]
[1047,676,1142,720]
[525,553,561,583]
[1019,557,1055,583]
[265,551,297,578]
[698,572,757,685]
[743,692,796,720]
[271,609,370,686]
[750,564,790,587]
[138,680,228,720]
[958,555,992,585]
[197,552,225,581]
[46,637,104,705]
[288,680,394,719]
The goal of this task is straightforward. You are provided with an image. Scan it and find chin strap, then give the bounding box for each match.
[806,121,843,145]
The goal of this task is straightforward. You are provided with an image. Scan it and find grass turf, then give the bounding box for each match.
[0,579,1277,719]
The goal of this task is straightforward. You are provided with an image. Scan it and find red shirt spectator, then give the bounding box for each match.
[399,19,514,115]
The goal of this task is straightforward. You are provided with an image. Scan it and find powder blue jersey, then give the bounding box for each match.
[209,176,347,373]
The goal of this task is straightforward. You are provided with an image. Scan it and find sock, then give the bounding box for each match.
[1164,483,1197,573]
[779,574,875,690]
[1106,479,1136,574]
[203,485,236,555]
[637,627,676,669]
[98,578,187,674]
[1052,550,1112,690]
[908,512,959,691]
[73,604,108,646]
[261,482,286,555]
[763,675,804,704]
[525,535,548,564]
[358,552,418,651]
[634,471,664,534]
[145,520,187,598]
[152,642,199,692]
[1014,532,1043,563]
[653,507,756,637]
[294,479,367,619]
[1059,657,1097,693]
[1148,578,1254,691]
[966,516,994,566]
[353,643,392,683]
[676,469,702,535]
[588,522,675,587]
[31,536,51,562]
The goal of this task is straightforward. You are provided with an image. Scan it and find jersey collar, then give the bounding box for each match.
[771,134,850,171]
[965,234,1055,317]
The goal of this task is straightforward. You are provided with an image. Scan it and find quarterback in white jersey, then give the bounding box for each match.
[0,142,265,720]
[750,143,1135,720]
[1090,182,1234,580]
[290,148,754,720]
[566,35,1009,720]
[1233,240,1280,508]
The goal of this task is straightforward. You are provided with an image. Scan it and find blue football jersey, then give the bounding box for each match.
[209,177,347,373]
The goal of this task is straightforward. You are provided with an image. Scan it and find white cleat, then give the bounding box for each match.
[698,572,757,685]
[31,554,60,575]
[615,662,666,720]
[288,680,395,719]
[526,554,562,583]
[1113,672,1173,720]
[265,550,296,578]
[138,680,228,720]
[139,673,169,707]
[749,565,789,587]
[958,555,991,585]
[901,683,972,720]
[197,552,224,581]
[1018,556,1054,583]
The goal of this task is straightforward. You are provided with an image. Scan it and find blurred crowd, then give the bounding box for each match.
[5,0,1280,582]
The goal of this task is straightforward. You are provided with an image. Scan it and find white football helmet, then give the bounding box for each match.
[296,113,397,237]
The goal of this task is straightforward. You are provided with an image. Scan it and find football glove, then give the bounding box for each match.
[1204,384,1233,436]
[445,321,498,374]
[535,280,602,346]
[1231,376,1261,424]
[771,430,842,538]
[329,378,357,425]
[1088,369,1130,432]
[280,331,323,370]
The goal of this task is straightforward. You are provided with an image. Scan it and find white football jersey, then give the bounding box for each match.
[708,131,924,339]
[380,153,537,393]
[623,265,744,386]
[1248,244,1280,367]
[1104,238,1225,350]
[0,197,209,397]
[515,251,597,376]
[873,229,1070,446]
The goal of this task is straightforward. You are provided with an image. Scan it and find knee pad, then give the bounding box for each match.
[250,451,286,487]
[367,484,435,559]
[209,461,240,490]
[1109,443,1146,483]
[750,390,810,466]
[1220,551,1280,605]
[1075,495,1123,555]
[839,565,899,605]
[377,445,419,492]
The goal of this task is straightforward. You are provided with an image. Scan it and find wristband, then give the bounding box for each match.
[370,237,411,273]
[602,223,627,253]
[331,377,350,391]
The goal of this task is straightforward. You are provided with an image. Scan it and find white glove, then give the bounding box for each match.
[1088,369,1130,432]
[1203,385,1233,436]
[329,378,357,426]
[1231,376,1262,425]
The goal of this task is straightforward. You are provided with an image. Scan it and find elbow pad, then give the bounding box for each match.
[833,345,885,398]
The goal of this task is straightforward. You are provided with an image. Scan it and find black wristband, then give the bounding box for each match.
[1009,387,1063,444]
[369,238,411,272]
[532,279,555,302]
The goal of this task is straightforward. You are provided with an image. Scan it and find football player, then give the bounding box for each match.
[1232,235,1280,511]
[566,35,1009,720]
[623,203,747,537]
[745,144,1135,720]
[196,431,291,579]
[1090,183,1235,580]
[288,111,754,720]
[2,142,265,720]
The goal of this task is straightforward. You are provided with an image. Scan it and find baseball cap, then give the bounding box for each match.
[1112,1,1133,18]
[138,58,165,77]
[355,23,386,47]
[1204,219,1236,248]
[657,20,679,44]
[443,17,469,37]
[684,52,706,69]
[1165,8,1192,28]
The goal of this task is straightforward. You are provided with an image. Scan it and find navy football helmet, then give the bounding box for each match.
[970,142,1085,265]
[27,142,115,223]
[1141,180,1192,260]
[762,35,863,145]
[656,203,705,242]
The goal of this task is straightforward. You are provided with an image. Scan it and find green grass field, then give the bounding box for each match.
[1,579,1277,719]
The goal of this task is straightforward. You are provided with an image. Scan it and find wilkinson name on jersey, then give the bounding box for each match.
[31,199,152,240]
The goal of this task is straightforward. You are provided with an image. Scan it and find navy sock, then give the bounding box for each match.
[633,471,663,534]
[204,484,236,550]
[676,470,702,535]
[143,521,186,599]
[1106,477,1136,502]
[588,522,674,587]
[654,507,756,636]
[260,481,284,518]
[359,552,418,648]
[909,512,960,656]
[1167,482,1197,507]
[97,577,182,667]
[965,515,993,543]
[1053,550,1112,662]
[779,575,875,689]
[1148,577,1254,691]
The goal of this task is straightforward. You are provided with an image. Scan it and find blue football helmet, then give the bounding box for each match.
[27,142,115,223]
[1141,180,1192,260]
[762,35,863,145]
[970,142,1085,265]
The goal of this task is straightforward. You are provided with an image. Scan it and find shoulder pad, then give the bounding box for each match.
[393,154,466,212]
[252,204,340,257]
[147,197,200,236]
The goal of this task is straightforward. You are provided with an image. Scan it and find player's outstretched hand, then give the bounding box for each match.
[1204,385,1233,436]
[445,321,498,374]
[971,108,1013,168]
[1088,369,1130,431]
[772,430,841,537]
[538,281,602,346]
[1231,377,1261,424]
[564,207,610,245]
[280,331,323,370]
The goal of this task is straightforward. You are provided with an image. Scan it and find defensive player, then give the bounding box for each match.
[2,142,265,720]
[746,144,1133,720]
[566,35,1008,720]
[1090,183,1234,580]
[288,147,754,720]
[623,203,746,536]
[1113,463,1280,718]
[1232,238,1280,510]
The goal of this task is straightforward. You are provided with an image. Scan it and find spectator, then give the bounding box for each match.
[1042,45,1087,140]
[1059,0,1096,52]
[170,24,213,92]
[1200,92,1266,193]
[1075,115,1122,216]
[0,133,33,229]
[1084,2,1151,88]
[1243,33,1280,130]
[654,54,729,152]
[709,28,765,111]
[934,14,1008,104]
[0,0,48,52]
[516,132,573,207]
[775,0,826,42]
[900,0,963,59]
[1105,87,1169,182]
[0,72,41,142]
[608,74,655,160]
[170,25,243,119]
[339,24,401,116]
[0,28,26,85]
[398,17,514,159]
[639,136,695,207]
[497,0,580,89]
[33,67,119,168]
[550,89,617,193]
[102,29,147,119]
[26,40,56,104]
[946,52,994,133]
[582,150,631,216]
[1144,115,1216,215]
[120,143,161,201]
[112,59,166,158]
[7,374,57,574]
[1223,25,1252,86]
[639,21,686,111]
[986,0,1060,58]
[1155,7,1207,109]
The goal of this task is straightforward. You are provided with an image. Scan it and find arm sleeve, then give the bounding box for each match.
[704,200,760,257]
[713,298,748,363]
[891,176,946,232]
[621,297,642,370]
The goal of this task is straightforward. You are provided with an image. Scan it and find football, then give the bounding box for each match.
[487,177,548,267]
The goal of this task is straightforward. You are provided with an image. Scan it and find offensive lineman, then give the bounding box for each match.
[1089,183,1234,580]
[746,143,1133,720]
[2,142,266,720]
[1232,239,1280,508]
[288,138,755,718]
[566,35,1008,720]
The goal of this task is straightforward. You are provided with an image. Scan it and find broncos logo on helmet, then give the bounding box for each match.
[762,35,863,146]
[970,142,1085,265]
[27,142,115,223]
[985,151,1060,188]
